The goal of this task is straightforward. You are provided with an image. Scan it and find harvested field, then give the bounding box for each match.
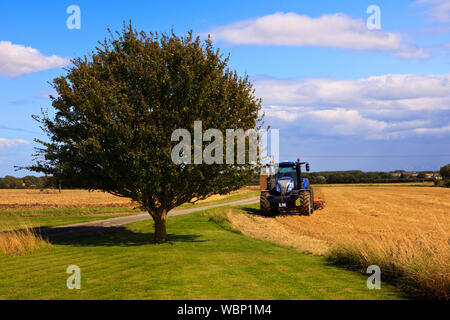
[0,189,136,210]
[229,186,450,298]
[0,186,259,211]
[231,186,450,254]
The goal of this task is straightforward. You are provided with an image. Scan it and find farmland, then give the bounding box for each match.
[0,205,404,299]
[0,186,259,211]
[0,187,259,231]
[0,184,447,299]
[0,189,136,210]
[229,186,450,299]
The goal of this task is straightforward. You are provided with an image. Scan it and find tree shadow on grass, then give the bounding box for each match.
[39,226,205,247]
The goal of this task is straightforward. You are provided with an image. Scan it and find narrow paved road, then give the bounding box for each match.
[39,196,259,238]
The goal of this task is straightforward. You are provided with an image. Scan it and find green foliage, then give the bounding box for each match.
[434,179,450,188]
[26,23,262,239]
[440,164,450,180]
[0,176,52,189]
[304,170,437,184]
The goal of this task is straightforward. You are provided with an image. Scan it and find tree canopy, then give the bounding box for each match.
[28,23,263,241]
[440,164,450,180]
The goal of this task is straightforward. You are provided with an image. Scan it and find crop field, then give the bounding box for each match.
[0,186,259,211]
[0,187,259,232]
[229,186,450,299]
[0,189,136,210]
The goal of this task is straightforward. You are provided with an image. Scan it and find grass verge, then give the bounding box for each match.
[326,235,449,300]
[177,191,259,208]
[0,225,50,256]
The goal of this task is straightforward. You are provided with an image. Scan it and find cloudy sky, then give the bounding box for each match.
[0,0,449,175]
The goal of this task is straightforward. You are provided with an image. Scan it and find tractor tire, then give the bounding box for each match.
[298,191,312,216]
[260,195,273,217]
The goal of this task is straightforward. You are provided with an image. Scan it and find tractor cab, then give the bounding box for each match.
[276,163,299,188]
[266,160,310,193]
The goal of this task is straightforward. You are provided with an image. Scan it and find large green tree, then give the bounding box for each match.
[28,24,263,241]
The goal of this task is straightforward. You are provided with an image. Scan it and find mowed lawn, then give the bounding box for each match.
[0,205,406,299]
[0,213,136,232]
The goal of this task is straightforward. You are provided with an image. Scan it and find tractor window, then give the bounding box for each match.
[275,167,298,188]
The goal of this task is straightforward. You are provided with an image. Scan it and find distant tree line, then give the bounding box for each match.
[251,168,445,186]
[3,165,448,189]
[303,171,427,184]
[0,176,59,189]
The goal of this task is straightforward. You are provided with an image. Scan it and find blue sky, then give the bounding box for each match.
[0,0,449,175]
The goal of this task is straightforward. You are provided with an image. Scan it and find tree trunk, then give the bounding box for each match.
[152,210,167,242]
[58,181,62,193]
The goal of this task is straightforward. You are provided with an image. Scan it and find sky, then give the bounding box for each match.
[0,0,449,175]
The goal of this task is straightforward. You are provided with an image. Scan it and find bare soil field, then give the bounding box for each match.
[0,186,259,210]
[230,186,450,298]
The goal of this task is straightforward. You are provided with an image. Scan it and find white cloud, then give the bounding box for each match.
[413,125,450,135]
[0,138,29,149]
[207,12,429,59]
[0,41,70,77]
[256,74,450,140]
[413,0,450,23]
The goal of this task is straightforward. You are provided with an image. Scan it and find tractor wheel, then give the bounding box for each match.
[298,191,312,216]
[260,195,273,217]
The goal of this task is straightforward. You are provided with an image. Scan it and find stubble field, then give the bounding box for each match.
[0,186,259,211]
[229,186,450,298]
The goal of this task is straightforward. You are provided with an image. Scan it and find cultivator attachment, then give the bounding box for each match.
[313,198,325,210]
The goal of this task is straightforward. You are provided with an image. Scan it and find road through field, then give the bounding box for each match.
[39,196,259,238]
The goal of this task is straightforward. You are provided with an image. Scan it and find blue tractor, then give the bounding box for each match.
[260,159,315,216]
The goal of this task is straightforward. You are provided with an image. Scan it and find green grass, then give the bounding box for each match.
[0,206,139,217]
[0,214,135,232]
[0,204,406,299]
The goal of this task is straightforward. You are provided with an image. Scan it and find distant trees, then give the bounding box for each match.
[436,164,450,188]
[440,164,450,180]
[3,168,444,190]
[303,170,435,184]
[0,176,52,189]
[417,172,426,181]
